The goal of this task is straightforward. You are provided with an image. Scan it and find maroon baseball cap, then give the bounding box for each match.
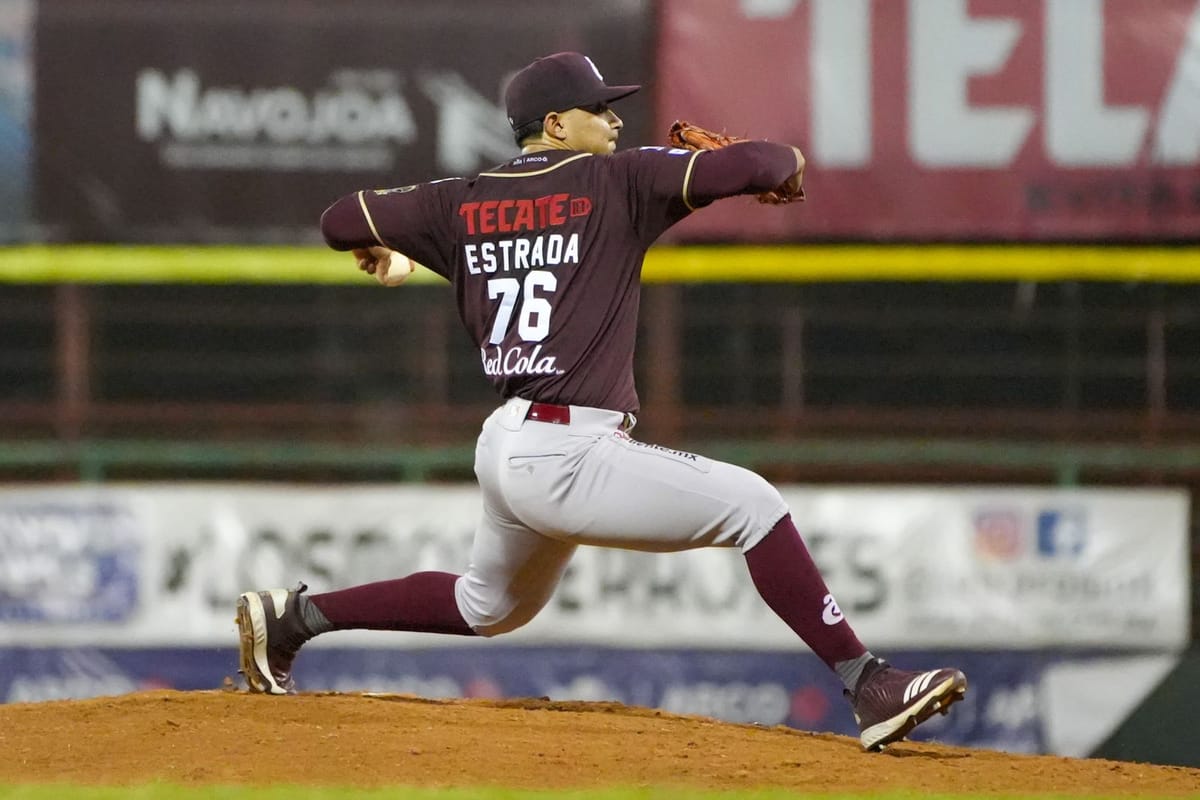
[504,52,641,130]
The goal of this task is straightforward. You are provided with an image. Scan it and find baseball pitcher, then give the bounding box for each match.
[236,51,966,752]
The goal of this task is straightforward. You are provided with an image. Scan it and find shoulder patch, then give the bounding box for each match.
[637,146,691,156]
[372,185,418,196]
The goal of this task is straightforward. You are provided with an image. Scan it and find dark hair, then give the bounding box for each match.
[513,119,544,148]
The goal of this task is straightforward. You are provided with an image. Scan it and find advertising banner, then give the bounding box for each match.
[0,0,31,238]
[658,0,1200,242]
[33,0,652,242]
[0,484,1188,649]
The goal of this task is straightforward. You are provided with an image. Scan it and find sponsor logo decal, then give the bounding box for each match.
[613,432,700,462]
[1037,509,1087,558]
[458,194,591,235]
[480,343,563,377]
[972,507,1087,561]
[821,592,845,625]
[903,670,937,703]
[973,509,1024,561]
[136,68,417,172]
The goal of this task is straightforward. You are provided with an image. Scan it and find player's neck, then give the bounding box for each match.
[521,140,574,155]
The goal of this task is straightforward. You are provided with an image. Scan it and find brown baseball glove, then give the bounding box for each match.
[667,120,804,204]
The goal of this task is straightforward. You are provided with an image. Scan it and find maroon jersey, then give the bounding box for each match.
[352,147,705,413]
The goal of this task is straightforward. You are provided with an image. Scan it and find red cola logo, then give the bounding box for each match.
[479,344,563,377]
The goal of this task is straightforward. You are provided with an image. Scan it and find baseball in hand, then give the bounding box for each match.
[377,250,416,286]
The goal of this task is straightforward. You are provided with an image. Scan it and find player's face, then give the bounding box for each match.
[558,104,623,154]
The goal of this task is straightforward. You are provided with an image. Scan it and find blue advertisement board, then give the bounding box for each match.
[0,645,1074,753]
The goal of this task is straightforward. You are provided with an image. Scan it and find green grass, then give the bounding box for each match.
[0,788,1188,800]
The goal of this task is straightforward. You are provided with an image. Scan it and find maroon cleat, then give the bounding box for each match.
[845,658,968,751]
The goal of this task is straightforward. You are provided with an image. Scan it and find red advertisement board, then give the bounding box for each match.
[657,0,1200,242]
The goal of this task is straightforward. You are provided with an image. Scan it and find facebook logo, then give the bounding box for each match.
[1036,510,1087,558]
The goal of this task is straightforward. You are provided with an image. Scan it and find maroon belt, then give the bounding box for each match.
[526,402,571,425]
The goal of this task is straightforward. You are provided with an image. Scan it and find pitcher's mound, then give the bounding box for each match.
[1,690,1197,794]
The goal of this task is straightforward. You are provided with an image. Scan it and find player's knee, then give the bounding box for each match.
[734,471,788,552]
[748,473,784,510]
[467,603,539,637]
[455,578,543,637]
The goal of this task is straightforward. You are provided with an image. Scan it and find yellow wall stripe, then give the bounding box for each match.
[0,244,1198,284]
[646,245,1200,283]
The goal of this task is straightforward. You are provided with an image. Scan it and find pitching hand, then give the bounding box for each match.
[353,246,415,287]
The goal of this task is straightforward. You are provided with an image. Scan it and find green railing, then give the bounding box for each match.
[6,438,1200,484]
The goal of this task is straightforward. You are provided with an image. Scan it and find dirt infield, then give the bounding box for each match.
[0,690,1198,795]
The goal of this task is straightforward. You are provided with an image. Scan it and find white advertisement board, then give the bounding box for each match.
[0,484,1189,650]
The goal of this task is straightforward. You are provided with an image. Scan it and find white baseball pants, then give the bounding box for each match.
[455,397,789,635]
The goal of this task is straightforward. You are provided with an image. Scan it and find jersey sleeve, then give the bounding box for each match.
[612,147,707,245]
[687,142,800,204]
[354,180,464,280]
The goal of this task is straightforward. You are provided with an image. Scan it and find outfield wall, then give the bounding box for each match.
[0,482,1190,760]
[0,484,1187,650]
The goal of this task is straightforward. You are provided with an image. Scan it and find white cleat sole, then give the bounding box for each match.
[235,592,289,695]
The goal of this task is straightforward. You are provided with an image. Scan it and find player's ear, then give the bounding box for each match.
[543,111,567,141]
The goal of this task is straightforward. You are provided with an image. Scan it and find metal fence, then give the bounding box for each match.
[5,280,1200,448]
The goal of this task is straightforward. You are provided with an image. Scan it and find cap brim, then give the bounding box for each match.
[599,84,640,104]
[511,84,643,129]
